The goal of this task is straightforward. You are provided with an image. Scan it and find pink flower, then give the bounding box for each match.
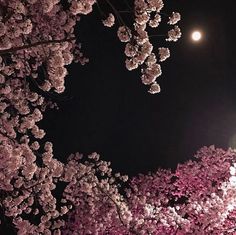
[168,12,181,25]
[117,26,131,42]
[102,13,115,27]
[148,82,161,94]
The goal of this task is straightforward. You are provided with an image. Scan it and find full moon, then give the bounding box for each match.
[191,31,202,41]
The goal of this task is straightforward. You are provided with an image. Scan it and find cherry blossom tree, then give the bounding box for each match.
[64,146,236,235]
[0,2,235,233]
[0,0,185,234]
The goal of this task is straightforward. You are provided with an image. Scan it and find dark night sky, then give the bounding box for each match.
[41,0,236,176]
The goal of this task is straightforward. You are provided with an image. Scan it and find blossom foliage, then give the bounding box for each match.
[65,146,236,234]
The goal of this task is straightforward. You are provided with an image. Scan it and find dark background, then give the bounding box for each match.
[42,0,236,176]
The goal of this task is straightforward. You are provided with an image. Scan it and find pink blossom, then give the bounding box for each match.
[166,25,182,42]
[158,47,170,62]
[168,12,181,25]
[102,13,115,27]
[117,26,132,42]
[148,82,161,94]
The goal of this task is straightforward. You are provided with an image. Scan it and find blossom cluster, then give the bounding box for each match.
[0,0,98,233]
[116,0,181,94]
[70,0,96,15]
[62,153,131,235]
[62,146,236,234]
[0,0,88,96]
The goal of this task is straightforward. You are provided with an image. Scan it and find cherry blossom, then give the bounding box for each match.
[158,47,170,62]
[168,12,181,25]
[102,13,115,27]
[166,25,182,42]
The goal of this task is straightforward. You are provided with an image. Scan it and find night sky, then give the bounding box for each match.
[41,0,236,176]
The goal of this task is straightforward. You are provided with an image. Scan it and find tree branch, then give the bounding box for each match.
[0,37,76,55]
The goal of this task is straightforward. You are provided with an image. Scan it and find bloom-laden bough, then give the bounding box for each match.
[101,0,181,94]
